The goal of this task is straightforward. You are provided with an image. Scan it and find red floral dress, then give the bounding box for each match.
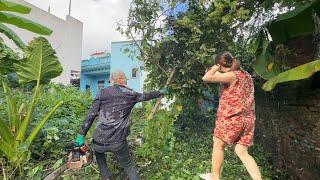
[213,70,255,147]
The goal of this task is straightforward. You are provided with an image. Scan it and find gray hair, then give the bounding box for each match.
[109,70,127,84]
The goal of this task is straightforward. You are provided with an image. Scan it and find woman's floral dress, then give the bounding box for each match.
[213,70,255,147]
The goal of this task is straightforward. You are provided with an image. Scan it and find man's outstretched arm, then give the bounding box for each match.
[136,90,165,102]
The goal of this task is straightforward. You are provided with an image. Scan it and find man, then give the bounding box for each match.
[75,70,167,180]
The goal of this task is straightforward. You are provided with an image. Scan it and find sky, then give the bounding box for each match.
[25,0,131,59]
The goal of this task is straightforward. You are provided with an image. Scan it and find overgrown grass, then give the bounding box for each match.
[60,107,286,180]
[0,85,286,179]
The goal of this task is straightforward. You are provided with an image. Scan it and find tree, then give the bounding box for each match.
[119,0,253,100]
[0,0,52,49]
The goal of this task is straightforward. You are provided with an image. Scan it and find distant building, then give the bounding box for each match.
[1,0,83,84]
[80,41,145,97]
[70,70,80,87]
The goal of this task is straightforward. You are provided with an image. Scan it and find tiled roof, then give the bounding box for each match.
[91,52,105,56]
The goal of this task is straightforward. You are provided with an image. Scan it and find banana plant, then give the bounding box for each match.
[263,59,320,91]
[251,0,320,90]
[0,0,52,49]
[0,37,63,169]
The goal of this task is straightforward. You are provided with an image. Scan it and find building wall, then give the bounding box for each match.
[80,54,110,96]
[80,74,110,97]
[1,0,83,84]
[110,41,143,93]
[254,78,320,180]
[80,41,144,97]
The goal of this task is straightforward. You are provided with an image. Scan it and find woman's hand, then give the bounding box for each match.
[212,64,220,71]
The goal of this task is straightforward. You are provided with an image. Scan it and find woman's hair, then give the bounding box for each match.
[214,51,234,68]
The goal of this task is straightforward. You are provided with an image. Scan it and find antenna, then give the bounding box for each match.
[48,0,52,13]
[68,0,72,16]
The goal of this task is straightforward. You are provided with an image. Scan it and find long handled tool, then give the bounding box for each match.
[148,68,176,119]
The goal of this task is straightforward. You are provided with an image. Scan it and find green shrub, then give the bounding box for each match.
[0,83,92,179]
[31,84,92,160]
[135,103,181,160]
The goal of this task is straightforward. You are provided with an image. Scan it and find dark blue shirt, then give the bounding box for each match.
[80,84,163,145]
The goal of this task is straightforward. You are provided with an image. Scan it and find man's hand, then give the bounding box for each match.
[75,134,85,147]
[160,87,169,95]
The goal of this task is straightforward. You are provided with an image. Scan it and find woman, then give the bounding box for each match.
[202,52,262,180]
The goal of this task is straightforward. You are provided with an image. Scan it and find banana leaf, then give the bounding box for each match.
[14,37,63,84]
[0,23,25,48]
[252,30,281,80]
[267,0,320,44]
[263,60,320,91]
[26,101,63,147]
[1,76,19,133]
[0,1,31,14]
[253,51,281,80]
[0,12,52,35]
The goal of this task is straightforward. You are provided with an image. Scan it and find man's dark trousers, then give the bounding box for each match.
[94,141,139,180]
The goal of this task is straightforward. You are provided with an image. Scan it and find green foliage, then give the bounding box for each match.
[0,0,52,49]
[251,0,320,86]
[31,84,92,161]
[251,30,281,80]
[0,23,25,49]
[0,77,62,173]
[14,37,63,84]
[123,0,319,93]
[0,37,63,178]
[119,0,254,99]
[136,103,181,160]
[175,97,215,131]
[0,84,92,179]
[58,105,284,180]
[263,59,320,91]
[0,40,20,75]
[267,0,320,44]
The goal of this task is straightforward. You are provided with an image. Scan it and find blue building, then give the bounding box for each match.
[80,41,145,97]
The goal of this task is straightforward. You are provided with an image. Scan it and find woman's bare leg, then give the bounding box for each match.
[234,144,262,180]
[211,137,226,180]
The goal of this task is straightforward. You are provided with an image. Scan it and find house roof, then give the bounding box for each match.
[91,52,105,56]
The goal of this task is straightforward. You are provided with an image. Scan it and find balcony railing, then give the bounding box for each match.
[81,57,111,74]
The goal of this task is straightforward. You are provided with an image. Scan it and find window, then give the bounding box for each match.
[98,80,105,91]
[85,85,90,91]
[132,68,138,78]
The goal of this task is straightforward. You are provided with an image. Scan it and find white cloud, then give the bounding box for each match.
[25,0,131,59]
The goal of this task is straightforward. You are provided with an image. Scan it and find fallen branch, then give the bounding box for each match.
[43,163,68,180]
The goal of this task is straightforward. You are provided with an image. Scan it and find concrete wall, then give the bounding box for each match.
[1,0,83,84]
[254,78,320,180]
[110,41,143,93]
